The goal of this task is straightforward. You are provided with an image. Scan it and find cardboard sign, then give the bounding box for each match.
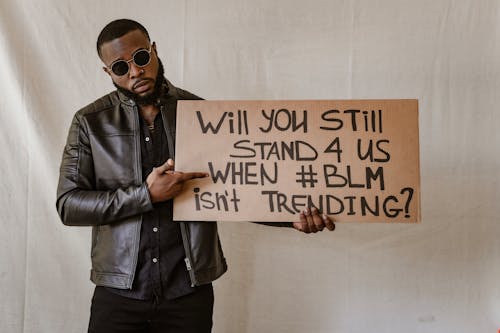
[173,100,420,223]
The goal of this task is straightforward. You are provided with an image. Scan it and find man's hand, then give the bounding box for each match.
[146,159,208,203]
[293,207,335,234]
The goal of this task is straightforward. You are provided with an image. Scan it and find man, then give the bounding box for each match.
[56,19,335,333]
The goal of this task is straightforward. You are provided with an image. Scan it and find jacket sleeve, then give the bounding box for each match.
[56,112,153,226]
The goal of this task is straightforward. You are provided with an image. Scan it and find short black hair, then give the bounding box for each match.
[96,19,150,58]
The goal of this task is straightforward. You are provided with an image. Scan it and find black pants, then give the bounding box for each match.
[88,285,214,333]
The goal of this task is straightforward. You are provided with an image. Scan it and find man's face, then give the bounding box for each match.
[100,29,159,99]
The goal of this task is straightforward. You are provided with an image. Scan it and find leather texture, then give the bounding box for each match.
[56,80,227,289]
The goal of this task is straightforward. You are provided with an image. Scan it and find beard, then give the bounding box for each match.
[114,59,166,106]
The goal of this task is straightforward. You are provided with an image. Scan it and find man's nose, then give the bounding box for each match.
[128,63,143,78]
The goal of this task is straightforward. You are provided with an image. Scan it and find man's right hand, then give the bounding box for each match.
[146,159,208,203]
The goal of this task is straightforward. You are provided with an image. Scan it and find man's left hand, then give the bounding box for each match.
[293,207,335,233]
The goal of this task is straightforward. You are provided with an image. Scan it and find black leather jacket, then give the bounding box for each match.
[56,80,227,289]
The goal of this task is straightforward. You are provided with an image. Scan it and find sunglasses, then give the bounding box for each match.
[107,45,152,76]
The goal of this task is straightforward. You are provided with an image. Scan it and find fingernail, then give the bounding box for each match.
[322,214,328,221]
[303,208,310,215]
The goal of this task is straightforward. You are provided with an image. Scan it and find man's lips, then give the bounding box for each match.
[133,79,153,92]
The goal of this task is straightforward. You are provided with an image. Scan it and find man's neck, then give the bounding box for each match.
[139,104,160,127]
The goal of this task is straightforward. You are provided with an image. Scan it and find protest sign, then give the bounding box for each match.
[173,100,420,223]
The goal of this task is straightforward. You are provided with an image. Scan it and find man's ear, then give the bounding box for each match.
[103,66,111,76]
[152,41,157,55]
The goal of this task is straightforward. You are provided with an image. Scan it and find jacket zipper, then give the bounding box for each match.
[160,104,198,287]
[180,223,197,287]
[127,101,142,289]
[184,258,192,270]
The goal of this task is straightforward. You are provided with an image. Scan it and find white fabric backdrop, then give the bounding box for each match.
[1,0,499,332]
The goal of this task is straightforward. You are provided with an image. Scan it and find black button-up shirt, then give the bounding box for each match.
[107,109,195,301]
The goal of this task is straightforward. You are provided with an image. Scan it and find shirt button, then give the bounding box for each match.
[152,258,158,263]
[145,137,150,142]
[153,227,158,232]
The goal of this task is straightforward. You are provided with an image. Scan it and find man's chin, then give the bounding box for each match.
[135,89,153,99]
[114,83,160,105]
[133,92,160,106]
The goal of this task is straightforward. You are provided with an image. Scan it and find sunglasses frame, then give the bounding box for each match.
[107,44,153,76]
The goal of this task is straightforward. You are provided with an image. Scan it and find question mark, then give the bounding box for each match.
[400,187,414,218]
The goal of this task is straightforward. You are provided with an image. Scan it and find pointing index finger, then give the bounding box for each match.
[179,172,209,181]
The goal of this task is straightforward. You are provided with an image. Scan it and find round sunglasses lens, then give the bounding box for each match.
[134,50,150,66]
[111,61,129,76]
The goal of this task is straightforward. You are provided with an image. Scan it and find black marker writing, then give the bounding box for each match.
[259,109,308,133]
[320,109,383,133]
[196,110,249,135]
[208,161,278,185]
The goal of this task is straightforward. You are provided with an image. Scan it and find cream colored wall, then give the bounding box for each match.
[1,1,499,332]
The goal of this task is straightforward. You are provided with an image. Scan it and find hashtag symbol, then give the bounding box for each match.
[295,164,318,188]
